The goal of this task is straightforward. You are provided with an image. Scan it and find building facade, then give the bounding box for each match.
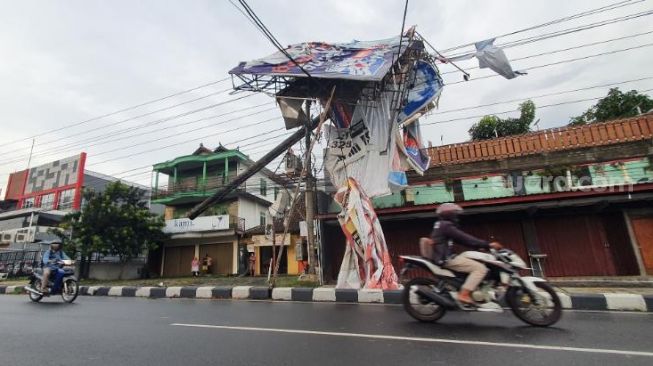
[319,115,653,280]
[150,144,292,277]
[1,153,158,278]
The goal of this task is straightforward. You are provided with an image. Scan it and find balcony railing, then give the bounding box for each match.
[153,174,240,200]
[231,216,246,233]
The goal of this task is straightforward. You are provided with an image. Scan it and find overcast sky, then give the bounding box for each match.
[1,0,652,195]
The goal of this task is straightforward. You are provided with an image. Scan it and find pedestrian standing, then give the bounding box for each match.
[206,254,214,274]
[191,257,200,277]
[248,252,256,276]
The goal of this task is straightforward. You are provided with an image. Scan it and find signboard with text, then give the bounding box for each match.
[164,215,230,234]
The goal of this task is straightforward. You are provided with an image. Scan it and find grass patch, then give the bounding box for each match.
[75,275,320,288]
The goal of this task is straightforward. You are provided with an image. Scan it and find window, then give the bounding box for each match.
[22,197,35,209]
[274,187,280,201]
[259,212,266,227]
[57,189,75,210]
[260,178,267,196]
[41,193,55,210]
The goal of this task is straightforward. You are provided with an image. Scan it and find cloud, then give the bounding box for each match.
[0,0,652,194]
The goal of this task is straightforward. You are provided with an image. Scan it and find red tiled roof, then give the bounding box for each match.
[427,115,653,166]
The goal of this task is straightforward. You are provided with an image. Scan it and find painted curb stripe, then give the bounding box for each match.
[180,287,197,298]
[1,283,650,312]
[382,290,402,304]
[122,287,137,297]
[570,293,608,311]
[212,287,232,299]
[149,288,166,298]
[291,288,313,302]
[249,287,271,300]
[335,289,358,303]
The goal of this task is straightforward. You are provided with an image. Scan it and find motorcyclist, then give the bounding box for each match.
[429,203,502,305]
[40,240,70,294]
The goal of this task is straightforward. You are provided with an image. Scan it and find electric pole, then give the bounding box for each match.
[304,100,318,276]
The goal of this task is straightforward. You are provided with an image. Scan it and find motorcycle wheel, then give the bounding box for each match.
[29,280,43,303]
[61,279,79,303]
[506,281,562,327]
[402,277,446,322]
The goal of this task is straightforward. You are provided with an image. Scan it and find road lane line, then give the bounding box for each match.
[170,323,653,358]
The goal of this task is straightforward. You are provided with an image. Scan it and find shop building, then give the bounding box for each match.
[150,144,292,277]
[319,115,653,280]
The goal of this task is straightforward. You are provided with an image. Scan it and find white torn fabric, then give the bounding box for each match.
[448,38,525,80]
[335,178,399,290]
[474,38,525,79]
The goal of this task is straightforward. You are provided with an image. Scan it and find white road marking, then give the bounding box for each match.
[171,323,653,358]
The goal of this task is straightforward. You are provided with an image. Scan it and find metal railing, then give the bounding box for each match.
[0,250,41,278]
[153,174,241,200]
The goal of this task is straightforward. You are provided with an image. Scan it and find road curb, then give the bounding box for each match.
[1,285,652,311]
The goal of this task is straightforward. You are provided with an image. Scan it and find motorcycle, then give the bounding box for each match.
[400,248,562,327]
[24,259,79,304]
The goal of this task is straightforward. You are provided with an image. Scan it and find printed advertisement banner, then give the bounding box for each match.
[230,36,408,81]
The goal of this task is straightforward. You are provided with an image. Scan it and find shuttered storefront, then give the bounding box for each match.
[163,246,196,277]
[199,243,233,275]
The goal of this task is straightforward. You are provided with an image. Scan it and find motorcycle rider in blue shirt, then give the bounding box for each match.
[40,241,70,294]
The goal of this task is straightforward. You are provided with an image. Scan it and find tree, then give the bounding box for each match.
[569,88,653,126]
[60,181,166,279]
[469,100,536,140]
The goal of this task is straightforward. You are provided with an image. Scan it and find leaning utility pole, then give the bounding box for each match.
[187,116,319,220]
[304,101,318,276]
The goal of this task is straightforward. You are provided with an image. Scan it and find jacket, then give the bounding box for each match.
[430,219,490,264]
[42,250,70,267]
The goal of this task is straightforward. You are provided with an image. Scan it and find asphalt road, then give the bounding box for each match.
[1,295,652,366]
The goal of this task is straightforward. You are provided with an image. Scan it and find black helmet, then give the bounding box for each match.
[436,203,463,221]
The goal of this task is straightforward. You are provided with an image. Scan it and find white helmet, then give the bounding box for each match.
[436,203,463,221]
[49,240,62,251]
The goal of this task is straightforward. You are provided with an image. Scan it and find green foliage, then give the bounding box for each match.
[469,100,536,140]
[60,181,167,263]
[569,88,653,126]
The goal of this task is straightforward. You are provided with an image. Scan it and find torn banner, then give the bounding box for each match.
[324,61,442,196]
[334,178,399,289]
[324,91,408,197]
[449,38,526,79]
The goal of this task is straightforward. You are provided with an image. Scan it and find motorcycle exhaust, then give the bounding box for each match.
[24,286,42,295]
[415,287,457,309]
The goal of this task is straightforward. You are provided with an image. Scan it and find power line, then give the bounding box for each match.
[112,135,302,181]
[0,76,232,147]
[87,124,288,167]
[422,87,653,127]
[435,76,653,115]
[445,41,653,85]
[86,116,281,160]
[0,103,277,167]
[232,0,313,79]
[439,0,645,53]
[440,29,653,75]
[0,90,256,161]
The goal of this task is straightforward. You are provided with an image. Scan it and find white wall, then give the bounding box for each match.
[238,161,277,204]
[238,199,273,230]
[85,262,144,280]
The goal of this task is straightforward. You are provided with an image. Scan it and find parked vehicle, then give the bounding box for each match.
[24,259,79,303]
[400,248,562,327]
